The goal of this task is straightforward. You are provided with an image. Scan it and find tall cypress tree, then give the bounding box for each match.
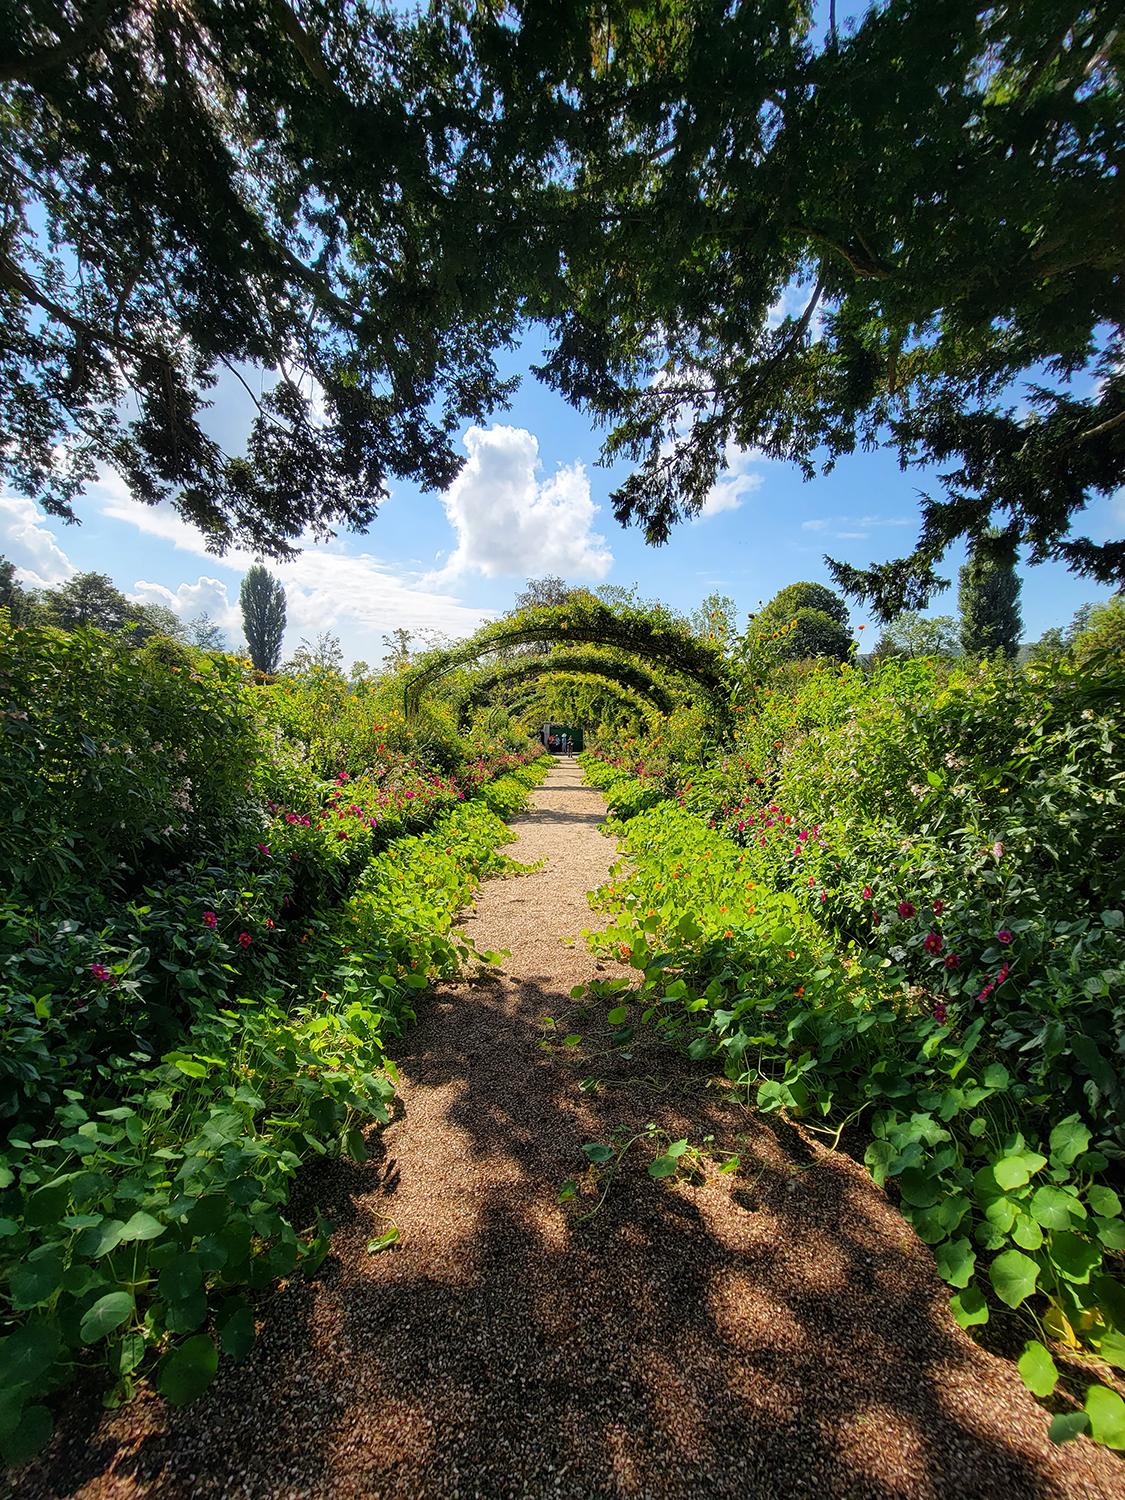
[240,565,286,673]
[959,532,1023,658]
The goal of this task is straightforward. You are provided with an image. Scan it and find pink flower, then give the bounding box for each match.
[256,843,270,857]
[996,929,1013,946]
[238,931,252,948]
[923,931,943,955]
[932,899,944,915]
[933,1001,947,1025]
[862,886,873,901]
[819,890,827,903]
[978,980,995,1001]
[798,830,809,842]
[897,901,916,919]
[89,962,112,983]
[202,911,217,929]
[996,961,1011,986]
[944,953,961,970]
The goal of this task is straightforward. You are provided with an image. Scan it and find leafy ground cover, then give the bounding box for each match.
[0,616,546,1465]
[577,649,1125,1452]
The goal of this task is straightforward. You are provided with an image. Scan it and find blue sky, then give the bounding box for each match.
[2,320,1120,670]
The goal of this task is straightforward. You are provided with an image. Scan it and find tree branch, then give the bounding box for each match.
[0,0,123,83]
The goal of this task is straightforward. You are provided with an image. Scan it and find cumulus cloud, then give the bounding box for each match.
[0,496,76,587]
[131,575,239,627]
[696,444,766,521]
[429,425,612,583]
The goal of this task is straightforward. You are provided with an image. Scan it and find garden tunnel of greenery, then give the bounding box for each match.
[402,600,731,723]
[459,649,678,727]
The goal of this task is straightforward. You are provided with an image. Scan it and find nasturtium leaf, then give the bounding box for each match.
[1088,1185,1121,1219]
[1096,1330,1125,1372]
[185,1195,228,1236]
[1094,1276,1125,1331]
[1017,1340,1058,1398]
[993,1150,1047,1190]
[898,1168,942,1208]
[80,1291,134,1343]
[607,1006,628,1026]
[666,1139,689,1159]
[343,1128,369,1163]
[119,1210,163,1243]
[989,1249,1039,1309]
[0,1322,61,1386]
[648,1155,679,1178]
[1084,1385,1125,1450]
[1031,1186,1084,1230]
[10,1247,64,1308]
[158,1253,203,1304]
[1048,1411,1091,1445]
[581,1143,614,1163]
[949,1286,989,1327]
[114,1330,146,1376]
[365,1228,400,1254]
[1096,1219,1125,1251]
[1049,1231,1101,1284]
[563,1034,581,1048]
[935,1237,975,1289]
[1011,1214,1045,1252]
[219,1304,256,1363]
[1049,1117,1091,1166]
[0,1404,52,1466]
[158,1334,218,1406]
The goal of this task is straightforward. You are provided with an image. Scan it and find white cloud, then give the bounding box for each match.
[131,575,239,627]
[802,513,914,540]
[429,425,613,583]
[0,496,76,587]
[696,444,766,521]
[767,279,825,341]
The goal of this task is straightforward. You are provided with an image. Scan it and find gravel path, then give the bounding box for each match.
[16,761,1123,1500]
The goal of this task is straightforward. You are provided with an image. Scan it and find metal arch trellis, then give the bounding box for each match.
[460,650,677,724]
[499,675,666,729]
[400,599,731,720]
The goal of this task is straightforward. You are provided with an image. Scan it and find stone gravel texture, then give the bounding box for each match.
[14,760,1124,1500]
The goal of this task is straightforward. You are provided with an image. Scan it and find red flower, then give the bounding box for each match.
[238,931,252,948]
[256,843,271,857]
[923,931,943,955]
[933,1001,947,1025]
[944,953,961,970]
[89,962,112,983]
[996,929,1013,945]
[897,901,916,919]
[202,911,217,929]
[932,899,944,915]
[862,886,873,901]
[872,912,881,926]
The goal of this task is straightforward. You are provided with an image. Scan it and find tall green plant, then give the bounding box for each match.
[959,532,1022,658]
[240,564,286,674]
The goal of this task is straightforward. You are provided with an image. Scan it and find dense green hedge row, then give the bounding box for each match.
[578,650,1125,1449]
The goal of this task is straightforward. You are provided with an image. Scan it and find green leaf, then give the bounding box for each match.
[158,1334,218,1406]
[562,1033,581,1048]
[993,1150,1047,1190]
[989,1249,1039,1309]
[607,1006,628,1025]
[342,1128,369,1163]
[666,1139,689,1158]
[1095,1330,1125,1372]
[0,1404,52,1466]
[80,1290,134,1343]
[9,1247,64,1308]
[0,1323,61,1386]
[83,1218,126,1258]
[1017,1340,1058,1398]
[1048,1412,1091,1445]
[934,1236,975,1289]
[648,1155,679,1178]
[119,1210,164,1242]
[1084,1385,1125,1450]
[365,1227,400,1254]
[113,1330,146,1376]
[1049,1231,1101,1284]
[581,1143,614,1164]
[158,1253,203,1304]
[1049,1116,1091,1166]
[949,1286,989,1327]
[1088,1185,1121,1219]
[218,1303,256,1363]
[1031,1185,1084,1230]
[898,1168,941,1208]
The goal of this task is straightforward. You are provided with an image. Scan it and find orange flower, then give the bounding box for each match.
[723,929,733,939]
[793,985,805,997]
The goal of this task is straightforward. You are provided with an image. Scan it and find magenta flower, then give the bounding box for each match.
[932,899,944,915]
[944,953,961,970]
[862,886,873,901]
[933,1001,947,1025]
[897,901,916,919]
[996,929,1013,946]
[202,911,218,929]
[923,931,943,955]
[256,843,270,857]
[872,912,881,926]
[819,890,827,903]
[238,931,252,948]
[89,962,112,983]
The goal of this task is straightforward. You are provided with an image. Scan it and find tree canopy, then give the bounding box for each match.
[3,1,1121,601]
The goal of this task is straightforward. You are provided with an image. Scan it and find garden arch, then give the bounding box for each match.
[459,649,676,727]
[402,598,730,723]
